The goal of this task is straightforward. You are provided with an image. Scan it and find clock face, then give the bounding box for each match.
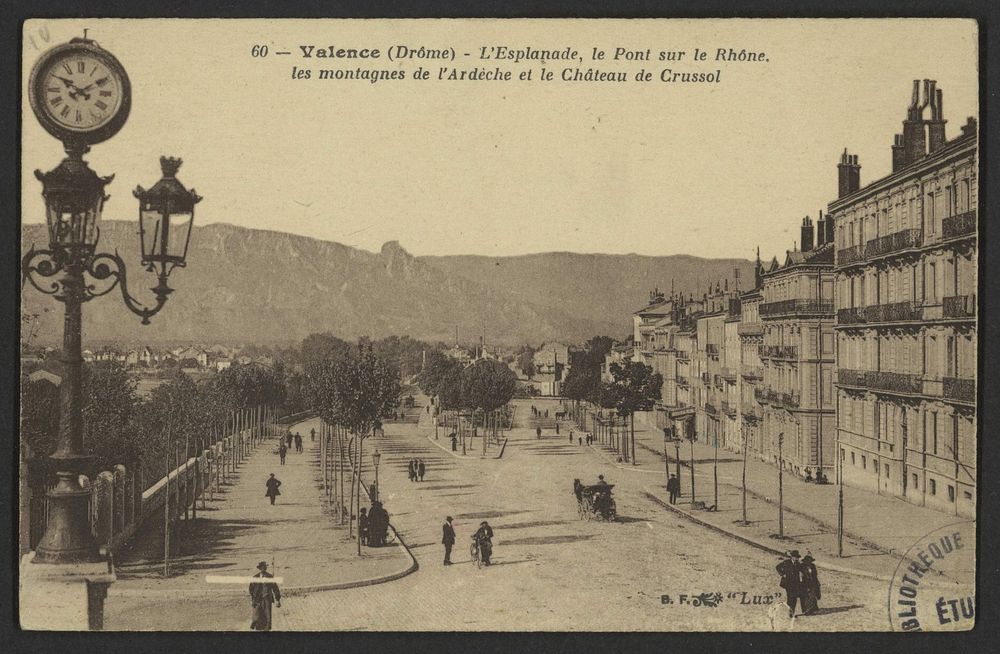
[29,41,131,144]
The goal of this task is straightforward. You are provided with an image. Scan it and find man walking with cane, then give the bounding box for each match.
[249,561,281,631]
[442,516,456,565]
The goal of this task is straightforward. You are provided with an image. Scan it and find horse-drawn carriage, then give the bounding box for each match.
[574,479,617,521]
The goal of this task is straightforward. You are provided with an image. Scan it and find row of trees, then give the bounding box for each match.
[563,336,663,462]
[20,361,287,486]
[418,352,518,416]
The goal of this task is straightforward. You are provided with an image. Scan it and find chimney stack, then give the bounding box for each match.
[837,149,861,198]
[927,80,947,153]
[801,216,815,252]
[816,210,826,247]
[902,79,929,165]
[960,116,977,138]
[825,211,834,244]
[892,134,906,172]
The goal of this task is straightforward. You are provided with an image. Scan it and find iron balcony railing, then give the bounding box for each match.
[721,400,736,417]
[741,401,760,418]
[741,368,763,382]
[837,369,922,394]
[703,403,718,417]
[760,344,798,359]
[866,228,923,258]
[778,392,800,409]
[706,344,719,356]
[837,301,922,325]
[676,376,690,388]
[943,294,976,319]
[759,298,834,317]
[701,372,711,384]
[943,376,975,403]
[676,351,690,361]
[942,210,976,239]
[837,244,866,266]
[737,323,764,337]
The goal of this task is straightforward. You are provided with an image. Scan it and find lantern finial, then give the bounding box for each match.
[160,156,182,177]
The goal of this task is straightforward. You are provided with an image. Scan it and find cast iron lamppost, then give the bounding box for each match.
[372,450,381,502]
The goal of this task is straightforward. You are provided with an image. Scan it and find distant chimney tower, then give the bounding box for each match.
[927,80,947,153]
[801,216,815,252]
[837,149,861,198]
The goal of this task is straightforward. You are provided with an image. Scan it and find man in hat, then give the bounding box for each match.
[473,521,495,565]
[775,550,804,617]
[667,473,681,504]
[265,473,282,505]
[442,516,456,565]
[249,561,281,631]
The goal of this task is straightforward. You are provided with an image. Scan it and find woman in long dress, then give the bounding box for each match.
[800,554,821,614]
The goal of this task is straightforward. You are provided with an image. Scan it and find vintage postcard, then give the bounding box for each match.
[18,18,977,632]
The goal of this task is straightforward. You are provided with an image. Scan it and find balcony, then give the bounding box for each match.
[837,244,866,266]
[943,377,975,404]
[676,376,689,388]
[741,367,762,382]
[759,299,834,318]
[837,307,865,325]
[676,351,690,361]
[703,403,718,417]
[942,210,976,240]
[721,400,737,418]
[738,323,764,337]
[701,372,711,384]
[837,369,867,387]
[778,392,800,409]
[943,294,976,319]
[866,228,923,259]
[741,401,761,419]
[760,344,798,360]
[721,368,737,383]
[706,344,719,357]
[754,387,770,404]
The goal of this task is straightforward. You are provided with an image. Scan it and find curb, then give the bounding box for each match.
[425,432,489,460]
[643,491,893,582]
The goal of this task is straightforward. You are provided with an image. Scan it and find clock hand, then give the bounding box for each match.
[54,75,76,87]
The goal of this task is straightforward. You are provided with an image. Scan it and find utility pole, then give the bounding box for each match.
[741,426,749,525]
[713,429,719,510]
[778,432,785,539]
[689,432,696,504]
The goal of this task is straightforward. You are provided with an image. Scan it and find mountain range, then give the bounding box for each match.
[20,221,754,348]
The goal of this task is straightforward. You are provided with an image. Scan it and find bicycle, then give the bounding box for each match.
[469,537,482,569]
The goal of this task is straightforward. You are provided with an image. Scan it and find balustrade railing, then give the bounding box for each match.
[943,376,975,403]
[942,210,976,239]
[943,294,976,318]
[760,299,834,317]
[866,228,922,258]
[760,344,798,359]
[837,368,922,394]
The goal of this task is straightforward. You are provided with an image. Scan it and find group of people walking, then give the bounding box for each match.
[775,549,822,617]
[359,500,391,547]
[278,431,304,464]
[568,430,594,447]
[407,458,427,482]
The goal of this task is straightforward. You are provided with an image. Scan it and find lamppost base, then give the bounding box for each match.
[33,478,102,565]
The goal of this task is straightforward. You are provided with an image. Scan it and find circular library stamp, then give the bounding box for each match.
[887,521,975,632]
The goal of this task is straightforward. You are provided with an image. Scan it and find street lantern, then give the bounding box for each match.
[36,157,112,256]
[134,156,201,275]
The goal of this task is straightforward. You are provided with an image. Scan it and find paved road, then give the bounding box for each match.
[275,409,889,631]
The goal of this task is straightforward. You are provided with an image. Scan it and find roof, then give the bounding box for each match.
[633,299,672,316]
[765,242,834,276]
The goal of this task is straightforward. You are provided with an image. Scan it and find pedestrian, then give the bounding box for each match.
[536,427,542,440]
[368,500,390,546]
[568,430,573,444]
[578,437,582,446]
[667,473,681,504]
[310,427,316,442]
[249,561,281,631]
[265,473,282,505]
[442,516,456,565]
[294,432,303,453]
[418,459,426,482]
[473,521,495,565]
[278,442,287,465]
[597,474,609,486]
[286,431,293,450]
[359,507,369,546]
[775,550,805,617]
[426,405,430,414]
[556,422,560,435]
[408,459,417,482]
[450,432,458,451]
[800,554,821,615]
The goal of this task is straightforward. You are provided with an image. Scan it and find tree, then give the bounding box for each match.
[417,350,463,399]
[462,359,517,414]
[563,335,617,405]
[607,360,662,464]
[516,348,536,379]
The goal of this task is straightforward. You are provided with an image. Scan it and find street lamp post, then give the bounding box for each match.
[23,155,200,564]
[777,431,785,539]
[372,450,381,502]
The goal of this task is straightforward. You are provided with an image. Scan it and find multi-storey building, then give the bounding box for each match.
[831,79,977,517]
[758,216,837,480]
[738,268,765,458]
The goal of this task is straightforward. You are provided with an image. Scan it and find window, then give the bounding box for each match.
[861,455,866,469]
[885,463,890,478]
[841,448,846,461]
[930,479,937,495]
[851,452,856,465]
[912,473,919,489]
[948,485,955,502]
[964,491,972,501]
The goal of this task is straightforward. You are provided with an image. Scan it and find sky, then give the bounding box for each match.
[21,19,978,261]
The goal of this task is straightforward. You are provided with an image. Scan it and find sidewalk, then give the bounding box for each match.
[572,416,974,578]
[104,418,413,630]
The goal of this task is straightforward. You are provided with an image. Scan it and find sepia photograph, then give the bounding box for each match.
[16,17,979,633]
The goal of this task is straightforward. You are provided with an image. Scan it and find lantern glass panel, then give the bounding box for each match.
[139,208,162,262]
[165,211,193,261]
[46,204,100,249]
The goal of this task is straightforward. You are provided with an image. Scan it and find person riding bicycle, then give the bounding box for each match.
[472,521,495,565]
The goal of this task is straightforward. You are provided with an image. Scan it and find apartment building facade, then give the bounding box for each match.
[830,80,977,517]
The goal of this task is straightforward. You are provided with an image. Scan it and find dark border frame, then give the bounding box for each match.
[3,2,997,653]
